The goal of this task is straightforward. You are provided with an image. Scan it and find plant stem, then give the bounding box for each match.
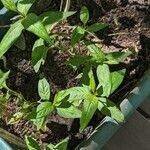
[64,0,71,12]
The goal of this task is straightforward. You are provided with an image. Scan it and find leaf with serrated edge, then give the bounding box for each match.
[0,20,24,58]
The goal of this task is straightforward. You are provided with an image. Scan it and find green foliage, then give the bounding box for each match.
[32,39,48,73]
[1,0,18,12]
[71,26,85,45]
[0,2,131,149]
[97,64,111,97]
[46,137,69,150]
[38,77,50,101]
[14,33,26,50]
[71,6,108,45]
[17,0,36,16]
[0,20,24,58]
[80,6,89,26]
[22,13,51,43]
[25,136,69,150]
[40,11,76,31]
[25,136,41,150]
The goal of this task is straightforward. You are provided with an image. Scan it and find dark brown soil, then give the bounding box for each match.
[0,0,149,149]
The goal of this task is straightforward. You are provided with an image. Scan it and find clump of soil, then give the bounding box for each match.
[0,0,149,149]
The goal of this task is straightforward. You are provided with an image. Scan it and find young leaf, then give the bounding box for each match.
[25,136,41,150]
[47,137,69,150]
[0,70,10,88]
[1,0,18,12]
[22,13,51,43]
[17,0,36,16]
[80,6,89,25]
[105,51,132,64]
[80,94,98,132]
[71,26,85,45]
[40,11,76,31]
[111,69,126,94]
[85,42,105,63]
[98,98,124,123]
[54,86,89,106]
[86,22,108,33]
[97,64,111,97]
[38,77,50,101]
[55,137,69,150]
[88,69,96,93]
[32,39,48,73]
[66,55,88,68]
[0,20,24,58]
[14,33,26,50]
[8,112,24,124]
[57,105,82,118]
[35,102,54,130]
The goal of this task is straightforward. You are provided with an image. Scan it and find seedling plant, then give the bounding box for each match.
[0,1,132,150]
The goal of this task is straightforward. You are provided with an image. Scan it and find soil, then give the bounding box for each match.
[0,0,149,149]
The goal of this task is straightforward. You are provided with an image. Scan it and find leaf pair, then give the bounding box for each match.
[71,6,108,45]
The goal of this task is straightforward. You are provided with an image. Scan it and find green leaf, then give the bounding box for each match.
[0,20,24,58]
[32,39,48,73]
[66,55,88,68]
[105,51,132,64]
[25,136,41,150]
[22,13,51,43]
[54,86,89,106]
[1,0,18,12]
[34,102,53,130]
[71,26,85,45]
[80,94,98,132]
[111,69,126,94]
[98,98,124,123]
[80,6,89,25]
[8,112,24,124]
[97,64,111,97]
[57,105,81,118]
[40,11,76,31]
[0,70,10,89]
[47,137,69,150]
[86,22,108,32]
[88,69,96,93]
[14,33,26,50]
[38,77,50,101]
[17,0,36,16]
[85,42,105,63]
